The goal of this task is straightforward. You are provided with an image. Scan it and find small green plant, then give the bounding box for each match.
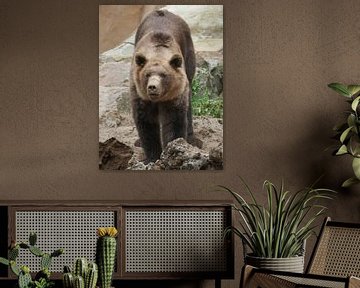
[328,83,360,187]
[191,74,223,118]
[32,278,54,288]
[0,232,63,288]
[219,178,335,258]
[62,258,98,288]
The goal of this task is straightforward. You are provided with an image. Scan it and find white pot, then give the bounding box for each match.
[245,254,305,273]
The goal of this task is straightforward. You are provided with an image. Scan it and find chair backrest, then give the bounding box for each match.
[307,217,360,277]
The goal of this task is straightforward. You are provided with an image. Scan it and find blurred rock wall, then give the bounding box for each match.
[99,5,162,53]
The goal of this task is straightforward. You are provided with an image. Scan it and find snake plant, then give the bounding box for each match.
[221,178,335,258]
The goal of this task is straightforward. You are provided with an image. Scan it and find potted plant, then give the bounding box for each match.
[0,232,64,288]
[328,82,360,187]
[220,179,334,273]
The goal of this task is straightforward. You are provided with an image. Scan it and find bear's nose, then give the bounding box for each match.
[148,85,158,93]
[147,75,161,95]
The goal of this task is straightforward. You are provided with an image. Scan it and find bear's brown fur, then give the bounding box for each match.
[130,10,196,163]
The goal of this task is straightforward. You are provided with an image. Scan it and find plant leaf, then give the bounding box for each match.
[342,177,360,188]
[336,145,348,155]
[328,83,351,97]
[347,114,356,130]
[349,135,360,157]
[347,85,360,97]
[351,96,360,111]
[352,157,360,179]
[0,257,9,266]
[340,126,353,143]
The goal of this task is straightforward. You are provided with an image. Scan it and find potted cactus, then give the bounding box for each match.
[62,258,98,288]
[96,227,118,288]
[0,232,64,288]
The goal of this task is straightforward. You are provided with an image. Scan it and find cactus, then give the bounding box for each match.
[18,270,32,288]
[51,248,64,257]
[9,246,19,260]
[63,272,74,288]
[41,253,52,269]
[29,232,37,246]
[35,268,50,281]
[85,262,98,288]
[64,265,72,273]
[0,232,64,288]
[19,243,30,249]
[74,275,85,288]
[10,260,20,276]
[63,260,98,288]
[96,227,118,288]
[29,245,44,257]
[74,258,88,279]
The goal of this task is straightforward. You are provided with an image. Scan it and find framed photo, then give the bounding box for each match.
[99,5,223,170]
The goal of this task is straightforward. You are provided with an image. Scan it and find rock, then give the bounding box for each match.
[158,138,209,170]
[207,64,223,98]
[99,138,134,170]
[209,143,223,170]
[127,161,160,171]
[194,52,223,99]
[99,60,131,87]
[99,87,129,127]
[113,137,223,170]
[103,38,135,62]
[165,5,223,52]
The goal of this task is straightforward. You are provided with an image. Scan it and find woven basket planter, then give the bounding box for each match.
[245,254,305,273]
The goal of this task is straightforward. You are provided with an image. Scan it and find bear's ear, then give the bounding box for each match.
[135,54,147,67]
[169,55,182,69]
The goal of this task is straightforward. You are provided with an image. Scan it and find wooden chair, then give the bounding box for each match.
[241,217,360,288]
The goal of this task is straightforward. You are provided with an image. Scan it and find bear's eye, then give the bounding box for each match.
[169,55,182,69]
[135,54,147,67]
[159,73,166,78]
[145,73,151,78]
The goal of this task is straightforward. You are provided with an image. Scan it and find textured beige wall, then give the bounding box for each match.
[1,1,360,287]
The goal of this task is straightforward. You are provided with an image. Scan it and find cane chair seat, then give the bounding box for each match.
[241,218,360,288]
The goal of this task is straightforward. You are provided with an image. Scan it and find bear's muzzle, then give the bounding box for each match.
[147,75,161,98]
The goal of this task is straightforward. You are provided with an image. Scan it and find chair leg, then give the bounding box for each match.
[215,278,221,288]
[240,265,254,288]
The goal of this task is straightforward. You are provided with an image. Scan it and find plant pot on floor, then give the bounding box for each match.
[245,254,304,273]
[220,178,334,276]
[242,240,306,273]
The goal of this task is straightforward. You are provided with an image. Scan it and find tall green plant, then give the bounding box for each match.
[220,179,334,258]
[96,227,117,288]
[328,83,360,187]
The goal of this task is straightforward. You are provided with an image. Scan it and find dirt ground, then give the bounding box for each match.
[99,113,223,163]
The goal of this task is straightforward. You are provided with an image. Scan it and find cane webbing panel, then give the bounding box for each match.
[15,211,115,272]
[277,275,345,288]
[248,273,297,288]
[309,226,360,277]
[125,210,227,273]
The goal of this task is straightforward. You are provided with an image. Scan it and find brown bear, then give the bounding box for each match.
[130,9,196,163]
